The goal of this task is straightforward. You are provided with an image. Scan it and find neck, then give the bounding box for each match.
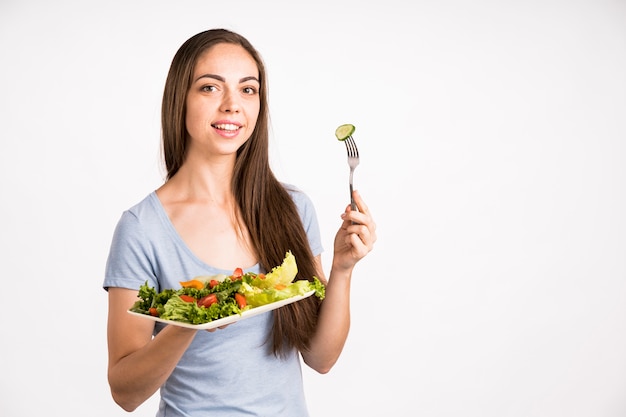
[161,157,236,205]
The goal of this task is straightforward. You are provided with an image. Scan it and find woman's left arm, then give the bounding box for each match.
[301,191,376,373]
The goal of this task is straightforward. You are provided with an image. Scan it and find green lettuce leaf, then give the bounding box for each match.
[161,294,243,324]
[241,277,325,307]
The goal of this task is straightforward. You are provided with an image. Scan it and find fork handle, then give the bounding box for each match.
[349,184,358,225]
[349,183,356,212]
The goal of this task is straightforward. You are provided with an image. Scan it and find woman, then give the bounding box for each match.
[104,28,376,416]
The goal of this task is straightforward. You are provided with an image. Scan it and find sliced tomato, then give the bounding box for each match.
[231,267,244,281]
[235,293,247,309]
[198,294,218,308]
[209,279,220,289]
[180,294,196,303]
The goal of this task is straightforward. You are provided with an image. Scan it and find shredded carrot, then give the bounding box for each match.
[274,284,287,290]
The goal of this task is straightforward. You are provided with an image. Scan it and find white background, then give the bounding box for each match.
[1,1,625,416]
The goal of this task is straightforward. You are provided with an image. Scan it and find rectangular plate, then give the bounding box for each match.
[127,290,315,330]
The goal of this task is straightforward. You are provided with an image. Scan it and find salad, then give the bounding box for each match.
[129,251,325,325]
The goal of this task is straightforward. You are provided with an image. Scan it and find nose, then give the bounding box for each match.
[221,89,240,113]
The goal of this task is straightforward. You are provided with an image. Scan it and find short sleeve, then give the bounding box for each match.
[103,211,159,291]
[286,186,324,257]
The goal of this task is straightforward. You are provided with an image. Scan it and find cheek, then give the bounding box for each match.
[185,101,210,134]
[247,103,261,127]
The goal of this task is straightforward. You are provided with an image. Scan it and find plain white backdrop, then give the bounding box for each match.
[1,1,625,416]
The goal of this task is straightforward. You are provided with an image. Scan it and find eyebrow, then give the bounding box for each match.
[194,74,260,84]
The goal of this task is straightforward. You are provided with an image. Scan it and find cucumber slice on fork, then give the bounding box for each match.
[335,123,355,141]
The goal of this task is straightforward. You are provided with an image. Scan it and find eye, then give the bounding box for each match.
[242,86,258,95]
[200,85,217,93]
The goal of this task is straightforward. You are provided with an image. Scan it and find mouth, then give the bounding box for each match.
[212,123,241,132]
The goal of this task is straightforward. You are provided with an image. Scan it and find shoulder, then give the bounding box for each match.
[281,183,314,209]
[116,191,160,224]
[104,192,167,290]
[124,191,160,217]
[111,191,164,242]
[280,183,321,245]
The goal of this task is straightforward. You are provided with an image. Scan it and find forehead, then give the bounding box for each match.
[194,43,259,78]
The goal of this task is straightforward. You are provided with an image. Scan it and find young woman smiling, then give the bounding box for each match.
[104,28,376,416]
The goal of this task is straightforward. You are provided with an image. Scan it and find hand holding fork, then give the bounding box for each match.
[334,124,376,262]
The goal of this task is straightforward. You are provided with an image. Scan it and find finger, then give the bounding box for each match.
[346,232,371,258]
[348,210,376,235]
[340,208,354,227]
[352,190,370,216]
[344,223,370,247]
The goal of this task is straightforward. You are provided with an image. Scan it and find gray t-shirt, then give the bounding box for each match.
[104,186,323,417]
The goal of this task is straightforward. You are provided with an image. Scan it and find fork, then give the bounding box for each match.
[344,135,360,213]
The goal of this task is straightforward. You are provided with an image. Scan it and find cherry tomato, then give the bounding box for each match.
[235,293,247,309]
[231,267,244,281]
[180,294,196,303]
[198,294,218,308]
[209,279,220,289]
[149,307,159,316]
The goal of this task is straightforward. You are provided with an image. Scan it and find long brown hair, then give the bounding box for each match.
[161,29,321,356]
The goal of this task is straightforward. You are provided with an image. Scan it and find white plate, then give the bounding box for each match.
[127,290,315,330]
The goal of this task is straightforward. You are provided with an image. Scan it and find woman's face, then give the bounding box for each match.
[185,43,261,158]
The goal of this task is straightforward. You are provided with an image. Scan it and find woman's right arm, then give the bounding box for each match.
[106,287,197,412]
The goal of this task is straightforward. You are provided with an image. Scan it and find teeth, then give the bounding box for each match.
[214,123,239,131]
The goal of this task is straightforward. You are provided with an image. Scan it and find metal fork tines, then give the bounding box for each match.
[344,135,360,211]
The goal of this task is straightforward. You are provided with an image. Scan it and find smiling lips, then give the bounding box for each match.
[212,123,241,132]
